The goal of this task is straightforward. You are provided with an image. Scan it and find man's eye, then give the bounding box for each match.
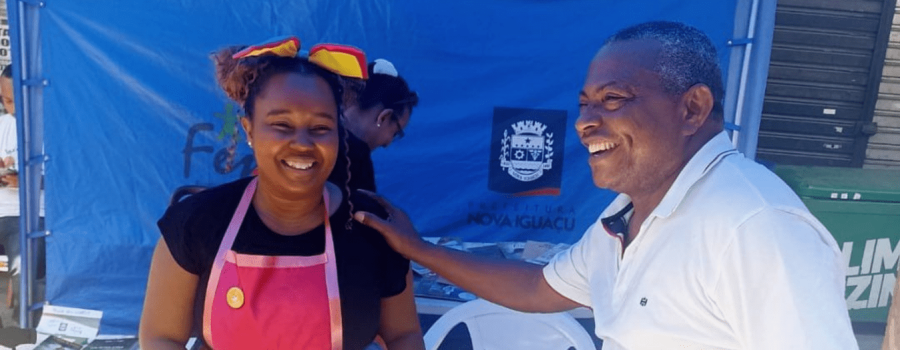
[601,94,629,110]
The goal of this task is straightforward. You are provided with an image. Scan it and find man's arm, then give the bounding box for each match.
[354,191,582,313]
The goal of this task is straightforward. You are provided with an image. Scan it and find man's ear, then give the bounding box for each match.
[375,109,393,127]
[240,116,253,144]
[680,84,714,136]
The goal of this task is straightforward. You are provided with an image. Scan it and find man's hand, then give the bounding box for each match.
[353,189,429,259]
[352,190,582,313]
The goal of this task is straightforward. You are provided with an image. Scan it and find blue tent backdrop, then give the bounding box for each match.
[6,0,774,334]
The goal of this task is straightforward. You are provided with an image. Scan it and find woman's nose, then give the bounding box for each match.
[291,131,315,148]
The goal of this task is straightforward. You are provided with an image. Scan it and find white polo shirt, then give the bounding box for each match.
[543,132,857,349]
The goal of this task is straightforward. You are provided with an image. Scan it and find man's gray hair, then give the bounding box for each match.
[605,21,724,120]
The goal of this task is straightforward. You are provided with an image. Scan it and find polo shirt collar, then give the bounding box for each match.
[650,131,739,219]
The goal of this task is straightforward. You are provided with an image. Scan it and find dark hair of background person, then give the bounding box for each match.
[1,65,11,79]
[605,21,725,121]
[356,62,419,114]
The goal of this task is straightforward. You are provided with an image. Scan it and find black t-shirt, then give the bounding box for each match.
[330,131,377,192]
[157,177,408,350]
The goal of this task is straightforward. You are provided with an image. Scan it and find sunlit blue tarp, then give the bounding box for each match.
[22,0,750,334]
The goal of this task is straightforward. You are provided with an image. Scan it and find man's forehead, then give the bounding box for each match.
[583,39,663,90]
[593,39,662,69]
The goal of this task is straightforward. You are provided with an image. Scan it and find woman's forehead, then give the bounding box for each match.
[255,73,337,116]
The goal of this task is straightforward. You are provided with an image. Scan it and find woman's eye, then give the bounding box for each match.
[310,125,332,134]
[271,122,291,129]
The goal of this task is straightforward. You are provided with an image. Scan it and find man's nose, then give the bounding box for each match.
[575,108,601,135]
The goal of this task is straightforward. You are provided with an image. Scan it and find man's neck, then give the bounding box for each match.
[625,174,677,246]
[623,126,721,246]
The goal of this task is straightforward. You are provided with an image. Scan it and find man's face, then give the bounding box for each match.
[1,77,14,116]
[576,39,691,197]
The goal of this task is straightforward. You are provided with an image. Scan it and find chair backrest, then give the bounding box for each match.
[168,185,207,207]
[424,298,596,350]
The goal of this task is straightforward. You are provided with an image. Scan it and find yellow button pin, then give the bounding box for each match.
[226,287,244,309]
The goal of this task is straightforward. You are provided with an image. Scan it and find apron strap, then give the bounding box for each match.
[323,187,344,350]
[203,177,259,347]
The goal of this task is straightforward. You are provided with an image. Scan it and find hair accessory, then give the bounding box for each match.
[309,44,368,80]
[232,36,368,80]
[231,36,300,60]
[372,58,398,77]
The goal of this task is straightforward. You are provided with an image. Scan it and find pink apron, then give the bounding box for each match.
[202,178,343,349]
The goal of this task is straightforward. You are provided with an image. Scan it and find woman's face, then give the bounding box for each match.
[241,72,339,197]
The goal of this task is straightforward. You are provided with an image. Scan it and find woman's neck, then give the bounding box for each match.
[251,181,341,236]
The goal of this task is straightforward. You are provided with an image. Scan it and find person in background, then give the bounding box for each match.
[329,59,418,192]
[0,64,46,329]
[355,21,859,349]
[0,64,17,187]
[1,65,22,324]
[139,37,423,350]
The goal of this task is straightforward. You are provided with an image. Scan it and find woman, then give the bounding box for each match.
[329,59,418,192]
[139,37,424,350]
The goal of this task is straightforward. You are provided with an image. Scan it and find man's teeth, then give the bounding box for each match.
[588,142,618,154]
[285,160,314,170]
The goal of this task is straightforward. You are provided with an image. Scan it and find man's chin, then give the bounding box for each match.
[591,177,613,191]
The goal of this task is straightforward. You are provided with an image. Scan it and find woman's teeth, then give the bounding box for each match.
[284,160,314,170]
[588,142,617,154]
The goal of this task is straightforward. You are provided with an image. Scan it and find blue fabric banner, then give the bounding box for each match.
[36,0,737,333]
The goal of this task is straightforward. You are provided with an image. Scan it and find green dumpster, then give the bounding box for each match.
[775,165,900,323]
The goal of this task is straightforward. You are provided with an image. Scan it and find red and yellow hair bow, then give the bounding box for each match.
[232,36,368,80]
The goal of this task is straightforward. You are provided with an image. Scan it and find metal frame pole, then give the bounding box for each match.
[9,0,45,328]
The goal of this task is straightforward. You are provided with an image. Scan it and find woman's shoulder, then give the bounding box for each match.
[348,190,388,221]
[161,177,253,228]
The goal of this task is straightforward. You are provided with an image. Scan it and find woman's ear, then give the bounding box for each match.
[240,116,253,145]
[375,109,393,127]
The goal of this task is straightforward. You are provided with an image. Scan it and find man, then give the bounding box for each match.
[355,21,858,349]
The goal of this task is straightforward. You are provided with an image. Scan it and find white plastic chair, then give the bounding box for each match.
[423,298,596,350]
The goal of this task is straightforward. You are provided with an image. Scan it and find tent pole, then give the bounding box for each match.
[10,0,46,328]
